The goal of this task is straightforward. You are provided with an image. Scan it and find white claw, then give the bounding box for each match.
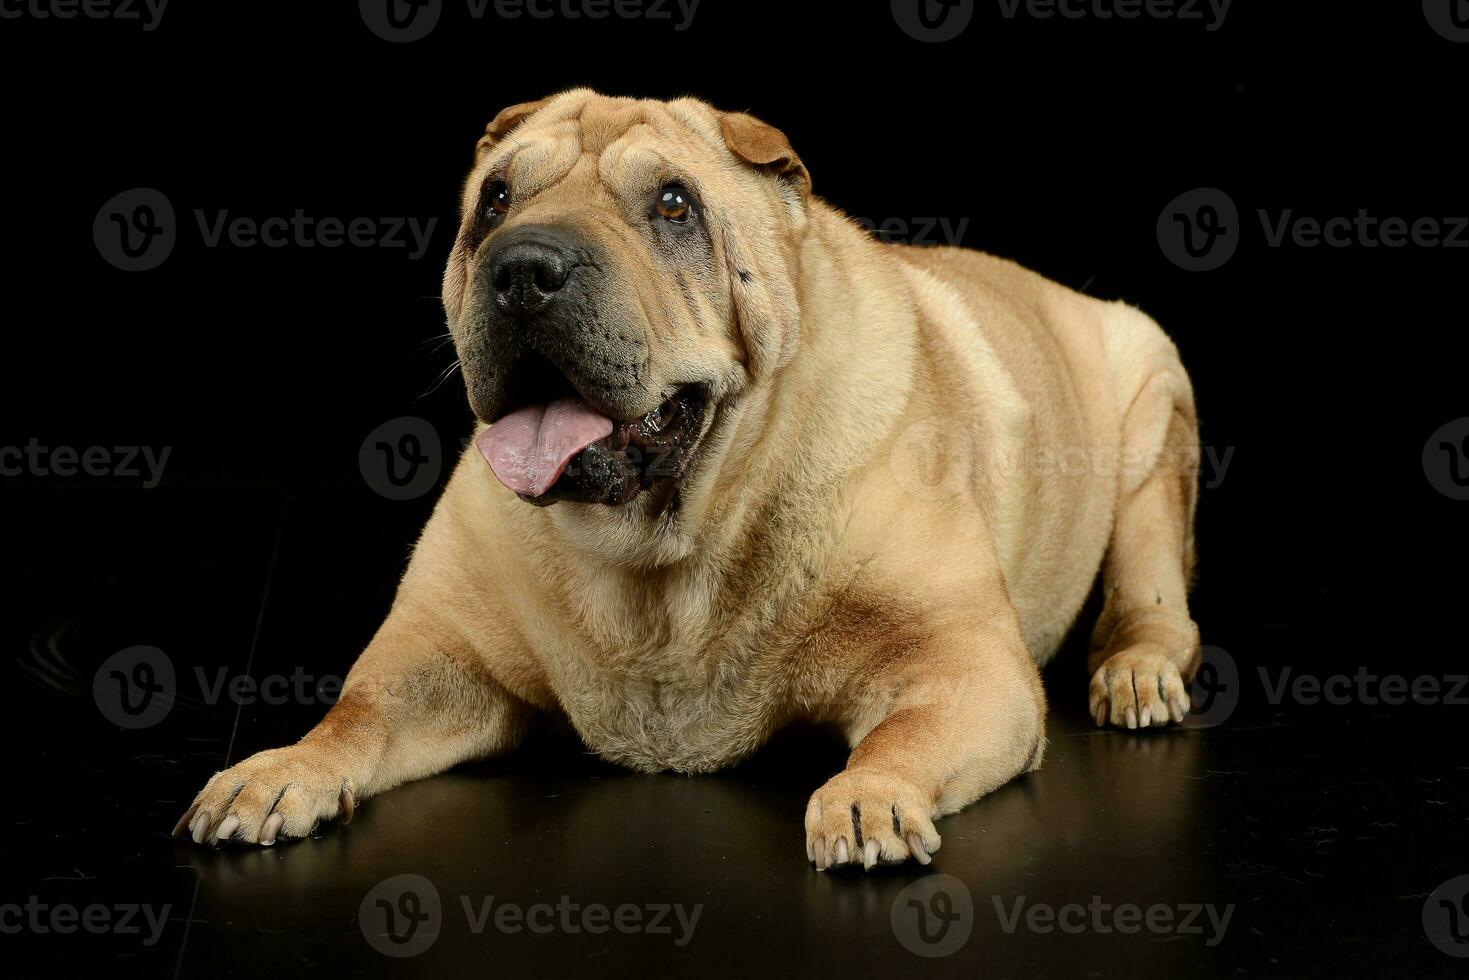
[260,812,285,846]
[190,812,210,844]
[214,815,240,843]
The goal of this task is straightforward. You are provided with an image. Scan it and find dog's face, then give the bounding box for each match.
[442,90,809,524]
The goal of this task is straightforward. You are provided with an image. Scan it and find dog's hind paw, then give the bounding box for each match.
[1089,646,1191,729]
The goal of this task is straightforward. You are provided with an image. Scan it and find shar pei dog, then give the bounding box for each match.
[176,89,1203,870]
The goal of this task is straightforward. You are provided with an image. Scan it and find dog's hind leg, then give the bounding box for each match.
[1087,304,1203,729]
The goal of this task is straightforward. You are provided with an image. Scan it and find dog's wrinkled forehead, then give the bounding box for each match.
[476,92,729,202]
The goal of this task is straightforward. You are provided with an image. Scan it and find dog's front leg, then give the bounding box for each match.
[174,607,531,846]
[805,614,1046,870]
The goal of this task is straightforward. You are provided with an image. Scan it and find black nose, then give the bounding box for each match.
[488,237,575,315]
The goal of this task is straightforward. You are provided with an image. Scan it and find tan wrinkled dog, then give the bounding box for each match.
[177,90,1202,870]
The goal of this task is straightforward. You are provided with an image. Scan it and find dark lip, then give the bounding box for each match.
[517,383,711,508]
[491,350,589,421]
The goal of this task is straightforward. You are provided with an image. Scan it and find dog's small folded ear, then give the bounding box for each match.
[477,98,550,154]
[720,112,810,201]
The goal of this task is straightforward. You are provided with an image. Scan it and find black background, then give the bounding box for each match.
[7,1,1466,658]
[2,2,1467,978]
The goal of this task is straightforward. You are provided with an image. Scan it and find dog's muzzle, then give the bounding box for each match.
[463,226,709,507]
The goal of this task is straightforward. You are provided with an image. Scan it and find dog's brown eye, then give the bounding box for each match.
[487,180,510,216]
[655,184,692,223]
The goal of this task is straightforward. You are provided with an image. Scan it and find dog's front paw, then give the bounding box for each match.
[171,744,356,847]
[1089,645,1191,729]
[805,770,941,871]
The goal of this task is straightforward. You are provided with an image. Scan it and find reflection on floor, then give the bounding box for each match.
[3,491,1465,978]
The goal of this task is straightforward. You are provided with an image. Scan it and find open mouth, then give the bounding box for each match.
[475,353,709,507]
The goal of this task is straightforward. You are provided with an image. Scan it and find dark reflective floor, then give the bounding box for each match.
[3,490,1466,979]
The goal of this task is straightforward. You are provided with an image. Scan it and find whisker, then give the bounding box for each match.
[418,359,463,400]
[415,331,457,354]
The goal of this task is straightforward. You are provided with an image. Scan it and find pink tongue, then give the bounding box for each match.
[476,399,615,497]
